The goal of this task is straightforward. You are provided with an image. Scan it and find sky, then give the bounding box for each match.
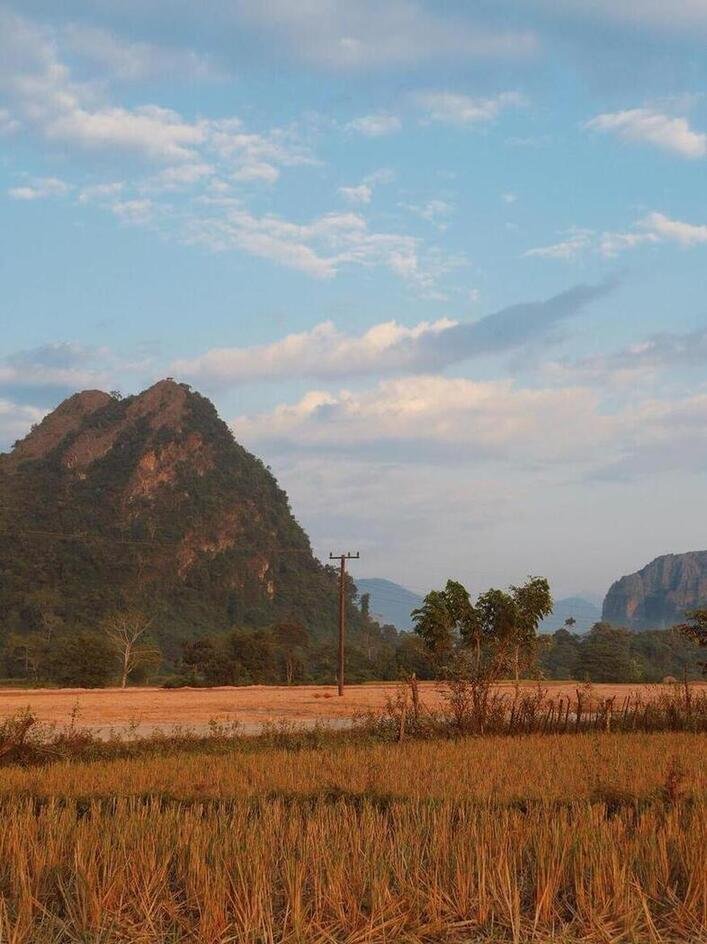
[1,1,706,601]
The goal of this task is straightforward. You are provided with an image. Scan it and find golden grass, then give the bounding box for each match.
[0,732,704,803]
[0,797,704,942]
[0,731,705,942]
[1,680,701,733]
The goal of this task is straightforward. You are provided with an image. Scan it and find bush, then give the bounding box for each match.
[45,631,116,687]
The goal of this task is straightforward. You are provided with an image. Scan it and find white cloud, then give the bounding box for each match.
[0,343,113,397]
[8,176,70,200]
[401,199,455,227]
[532,1,707,36]
[233,0,537,71]
[78,181,124,204]
[145,163,214,191]
[110,198,154,225]
[526,213,707,260]
[585,109,706,159]
[0,106,19,135]
[414,90,525,126]
[173,318,456,386]
[0,11,313,175]
[62,23,219,83]
[524,229,594,260]
[640,211,707,246]
[234,375,617,465]
[173,281,612,387]
[345,114,402,136]
[338,184,372,205]
[232,370,707,486]
[185,203,462,290]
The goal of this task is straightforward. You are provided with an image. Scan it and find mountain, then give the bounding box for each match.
[355,578,423,631]
[602,551,707,630]
[0,380,353,657]
[540,597,601,634]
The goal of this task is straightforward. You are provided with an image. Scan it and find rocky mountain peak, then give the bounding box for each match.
[0,382,345,654]
[602,551,707,629]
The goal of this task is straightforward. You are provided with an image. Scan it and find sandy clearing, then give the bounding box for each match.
[0,681,701,735]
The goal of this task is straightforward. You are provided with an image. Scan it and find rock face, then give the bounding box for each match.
[0,380,345,654]
[602,552,707,629]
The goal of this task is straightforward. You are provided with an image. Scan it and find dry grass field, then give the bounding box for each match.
[1,680,701,733]
[0,732,705,942]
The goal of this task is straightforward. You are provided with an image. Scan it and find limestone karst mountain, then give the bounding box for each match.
[0,380,353,655]
[602,551,707,630]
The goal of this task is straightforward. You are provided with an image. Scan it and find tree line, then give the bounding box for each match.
[0,579,704,688]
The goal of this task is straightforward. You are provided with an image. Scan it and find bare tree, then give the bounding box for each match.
[103,612,160,688]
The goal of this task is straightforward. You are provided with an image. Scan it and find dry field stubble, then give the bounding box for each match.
[0,732,705,943]
[0,680,701,733]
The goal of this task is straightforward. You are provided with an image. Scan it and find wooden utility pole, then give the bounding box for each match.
[329,551,359,696]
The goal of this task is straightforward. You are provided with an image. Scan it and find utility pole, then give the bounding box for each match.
[329,551,359,696]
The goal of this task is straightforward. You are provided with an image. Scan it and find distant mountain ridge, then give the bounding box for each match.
[355,578,423,631]
[357,579,602,635]
[540,597,601,634]
[603,551,707,630]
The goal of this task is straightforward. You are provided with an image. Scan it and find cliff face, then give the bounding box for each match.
[0,380,344,654]
[602,552,707,629]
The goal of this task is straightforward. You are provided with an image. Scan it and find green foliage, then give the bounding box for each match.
[44,632,116,687]
[413,576,552,680]
[0,383,362,663]
[539,622,703,682]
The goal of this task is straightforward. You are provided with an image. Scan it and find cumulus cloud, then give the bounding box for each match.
[8,176,70,200]
[642,212,707,246]
[345,114,402,136]
[414,90,525,126]
[233,375,618,465]
[338,183,372,205]
[585,108,706,159]
[173,280,614,387]
[232,372,707,485]
[0,10,313,173]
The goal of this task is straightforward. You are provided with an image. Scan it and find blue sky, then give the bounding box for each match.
[1,1,706,599]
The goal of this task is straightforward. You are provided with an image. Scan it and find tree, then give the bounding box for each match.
[412,587,458,662]
[413,577,552,681]
[675,609,707,675]
[508,577,553,682]
[539,627,580,679]
[272,621,310,684]
[576,623,639,683]
[45,632,115,687]
[103,611,161,688]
